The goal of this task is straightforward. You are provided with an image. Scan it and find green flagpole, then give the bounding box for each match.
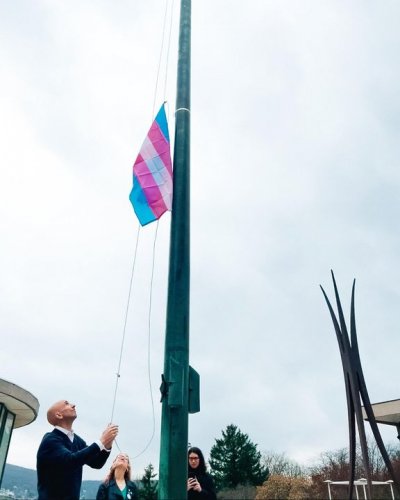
[158,0,192,499]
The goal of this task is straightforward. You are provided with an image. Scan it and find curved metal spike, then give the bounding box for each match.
[321,273,400,499]
[331,271,351,348]
[350,279,359,353]
[320,285,346,354]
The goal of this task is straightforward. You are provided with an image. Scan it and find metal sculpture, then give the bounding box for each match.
[321,271,400,500]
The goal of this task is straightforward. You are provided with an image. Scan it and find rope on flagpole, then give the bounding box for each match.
[152,0,172,119]
[132,219,160,459]
[111,219,162,457]
[109,0,175,456]
[110,223,141,425]
[128,0,175,458]
[163,0,175,102]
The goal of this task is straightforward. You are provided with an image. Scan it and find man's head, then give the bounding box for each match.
[47,400,77,428]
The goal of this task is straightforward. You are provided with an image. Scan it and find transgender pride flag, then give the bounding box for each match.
[129,104,173,226]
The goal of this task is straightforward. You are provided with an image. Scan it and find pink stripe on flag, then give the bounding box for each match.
[143,185,168,218]
[147,123,173,171]
[133,138,173,212]
[130,103,172,226]
[133,165,171,216]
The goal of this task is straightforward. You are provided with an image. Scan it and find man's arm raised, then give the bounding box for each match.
[100,423,119,450]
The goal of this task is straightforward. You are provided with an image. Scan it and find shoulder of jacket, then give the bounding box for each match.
[42,430,63,441]
[72,433,87,446]
[98,480,113,490]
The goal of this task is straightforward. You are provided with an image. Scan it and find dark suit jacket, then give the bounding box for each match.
[96,479,138,500]
[37,428,110,500]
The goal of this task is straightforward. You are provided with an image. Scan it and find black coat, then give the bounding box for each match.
[188,470,217,500]
[37,429,110,500]
[96,479,138,500]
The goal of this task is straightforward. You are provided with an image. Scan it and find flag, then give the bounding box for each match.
[129,104,173,226]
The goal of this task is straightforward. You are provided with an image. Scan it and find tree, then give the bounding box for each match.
[308,439,400,499]
[209,424,269,490]
[256,475,312,500]
[262,451,305,478]
[139,463,158,500]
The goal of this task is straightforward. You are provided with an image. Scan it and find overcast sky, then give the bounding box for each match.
[1,0,400,483]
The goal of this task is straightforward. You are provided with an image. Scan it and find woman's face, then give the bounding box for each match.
[113,453,130,472]
[188,452,200,469]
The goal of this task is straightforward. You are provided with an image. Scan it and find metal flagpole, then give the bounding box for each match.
[158,0,193,498]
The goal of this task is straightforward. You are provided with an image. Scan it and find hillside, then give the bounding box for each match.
[2,464,101,499]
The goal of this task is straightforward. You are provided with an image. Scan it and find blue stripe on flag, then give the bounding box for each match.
[129,178,156,226]
[155,105,170,143]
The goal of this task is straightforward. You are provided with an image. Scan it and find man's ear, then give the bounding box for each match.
[55,411,63,420]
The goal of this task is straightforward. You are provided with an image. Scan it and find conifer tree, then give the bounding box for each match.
[209,424,269,490]
[139,463,158,500]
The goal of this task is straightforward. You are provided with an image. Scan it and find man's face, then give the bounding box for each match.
[47,400,77,426]
[56,400,77,421]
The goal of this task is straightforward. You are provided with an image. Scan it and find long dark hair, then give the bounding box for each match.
[103,453,132,485]
[188,446,207,474]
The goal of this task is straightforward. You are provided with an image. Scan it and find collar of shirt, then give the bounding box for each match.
[54,426,75,442]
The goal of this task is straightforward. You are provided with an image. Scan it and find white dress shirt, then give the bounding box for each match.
[54,426,108,451]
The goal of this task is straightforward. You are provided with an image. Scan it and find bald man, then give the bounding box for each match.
[36,400,118,500]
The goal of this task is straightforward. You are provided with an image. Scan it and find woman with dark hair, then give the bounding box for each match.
[187,446,217,499]
[96,453,138,500]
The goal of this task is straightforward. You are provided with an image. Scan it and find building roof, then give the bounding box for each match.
[362,398,400,426]
[0,378,39,428]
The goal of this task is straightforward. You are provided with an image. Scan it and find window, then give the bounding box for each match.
[0,403,16,486]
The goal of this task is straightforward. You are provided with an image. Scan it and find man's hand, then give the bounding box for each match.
[100,424,119,449]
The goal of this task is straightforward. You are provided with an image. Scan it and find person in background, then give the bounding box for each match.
[187,446,217,499]
[37,400,118,500]
[96,452,138,500]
